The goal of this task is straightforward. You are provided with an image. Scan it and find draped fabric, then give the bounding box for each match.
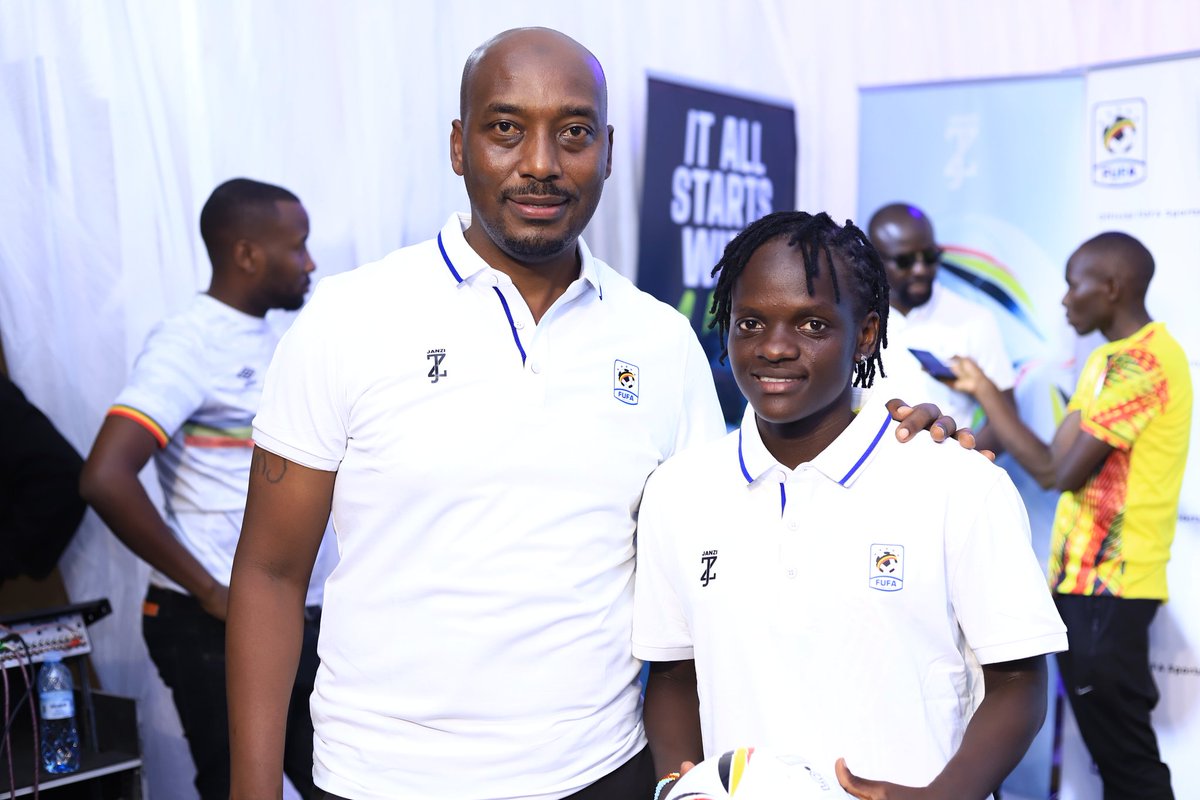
[1,1,1197,796]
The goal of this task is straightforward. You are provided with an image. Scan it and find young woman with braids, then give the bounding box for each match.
[632,211,1067,800]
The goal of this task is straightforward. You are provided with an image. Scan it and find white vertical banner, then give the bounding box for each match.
[1059,52,1200,800]
[858,74,1086,799]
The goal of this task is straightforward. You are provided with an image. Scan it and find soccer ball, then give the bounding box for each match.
[669,747,850,799]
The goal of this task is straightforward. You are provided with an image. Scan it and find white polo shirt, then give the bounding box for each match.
[882,283,1015,429]
[111,294,334,606]
[254,214,725,800]
[632,396,1066,788]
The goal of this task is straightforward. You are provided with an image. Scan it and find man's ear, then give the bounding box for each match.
[231,238,259,275]
[1106,273,1124,303]
[604,125,614,179]
[450,120,465,177]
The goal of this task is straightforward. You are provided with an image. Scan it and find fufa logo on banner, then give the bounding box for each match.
[1092,97,1147,186]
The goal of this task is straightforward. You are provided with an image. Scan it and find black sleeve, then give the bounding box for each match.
[0,375,86,583]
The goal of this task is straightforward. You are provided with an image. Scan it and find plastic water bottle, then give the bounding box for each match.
[37,652,81,774]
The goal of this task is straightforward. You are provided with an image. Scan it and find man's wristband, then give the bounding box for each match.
[653,772,681,800]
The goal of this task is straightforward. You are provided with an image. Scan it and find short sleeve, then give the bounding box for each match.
[632,467,695,662]
[252,279,348,471]
[670,325,726,458]
[112,321,209,445]
[1079,348,1165,451]
[946,470,1067,665]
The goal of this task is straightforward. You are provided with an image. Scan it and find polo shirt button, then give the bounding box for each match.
[787,520,799,531]
[529,361,541,374]
[514,320,525,329]
[786,568,797,579]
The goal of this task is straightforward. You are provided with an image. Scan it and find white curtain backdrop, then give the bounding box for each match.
[2,1,1198,796]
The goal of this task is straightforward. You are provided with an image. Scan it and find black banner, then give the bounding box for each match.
[636,77,797,422]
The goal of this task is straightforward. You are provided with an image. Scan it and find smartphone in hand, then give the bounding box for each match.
[908,348,956,381]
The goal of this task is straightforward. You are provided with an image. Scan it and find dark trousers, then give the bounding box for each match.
[1054,594,1173,800]
[318,746,655,800]
[144,586,322,800]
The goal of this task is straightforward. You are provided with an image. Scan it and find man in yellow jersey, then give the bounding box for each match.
[950,231,1191,800]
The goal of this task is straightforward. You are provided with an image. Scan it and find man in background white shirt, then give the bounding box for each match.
[869,202,1017,453]
[80,178,334,800]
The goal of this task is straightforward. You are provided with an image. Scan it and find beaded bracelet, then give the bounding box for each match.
[653,772,681,800]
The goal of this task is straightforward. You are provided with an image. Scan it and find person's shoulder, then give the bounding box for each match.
[324,237,444,292]
[1142,324,1190,367]
[299,238,449,323]
[592,259,696,334]
[874,426,1007,488]
[646,429,739,493]
[863,434,1023,532]
[139,296,212,353]
[122,299,220,397]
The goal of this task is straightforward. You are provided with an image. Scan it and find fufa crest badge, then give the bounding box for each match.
[1092,98,1146,186]
[869,544,904,592]
[614,360,639,405]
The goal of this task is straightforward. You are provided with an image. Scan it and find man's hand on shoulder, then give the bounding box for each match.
[885,398,995,461]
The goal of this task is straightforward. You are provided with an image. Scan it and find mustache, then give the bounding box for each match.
[502,181,572,200]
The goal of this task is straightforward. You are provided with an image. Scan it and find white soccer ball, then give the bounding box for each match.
[669,747,851,799]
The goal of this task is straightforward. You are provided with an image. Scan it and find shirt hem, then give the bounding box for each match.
[251,428,341,471]
[973,631,1068,664]
[633,643,694,662]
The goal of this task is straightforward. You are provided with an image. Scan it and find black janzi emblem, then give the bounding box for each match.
[427,348,447,383]
[700,549,718,587]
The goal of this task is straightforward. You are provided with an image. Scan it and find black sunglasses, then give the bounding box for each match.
[887,247,943,271]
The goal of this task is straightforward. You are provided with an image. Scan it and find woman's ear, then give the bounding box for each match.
[857,309,881,361]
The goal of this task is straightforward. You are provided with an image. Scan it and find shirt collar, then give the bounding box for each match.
[435,213,604,298]
[196,292,269,329]
[735,390,895,489]
[1109,320,1161,349]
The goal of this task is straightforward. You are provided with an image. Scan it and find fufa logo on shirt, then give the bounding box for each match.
[869,544,904,592]
[614,360,639,405]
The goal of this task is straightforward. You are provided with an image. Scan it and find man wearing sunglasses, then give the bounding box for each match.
[868,202,1017,454]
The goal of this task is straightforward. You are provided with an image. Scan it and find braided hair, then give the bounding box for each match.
[709,210,890,388]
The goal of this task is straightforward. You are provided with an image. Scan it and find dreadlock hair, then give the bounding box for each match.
[708,210,891,388]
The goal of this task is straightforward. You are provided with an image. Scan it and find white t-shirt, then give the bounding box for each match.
[632,396,1066,787]
[882,283,1015,429]
[253,214,725,800]
[112,294,335,606]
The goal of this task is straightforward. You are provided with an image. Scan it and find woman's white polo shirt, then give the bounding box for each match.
[633,396,1066,787]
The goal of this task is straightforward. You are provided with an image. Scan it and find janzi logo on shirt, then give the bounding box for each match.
[700,549,718,587]
[869,544,904,592]
[427,348,447,383]
[613,360,639,405]
[236,367,255,381]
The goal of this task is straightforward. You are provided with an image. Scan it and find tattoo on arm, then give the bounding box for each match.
[251,449,288,484]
